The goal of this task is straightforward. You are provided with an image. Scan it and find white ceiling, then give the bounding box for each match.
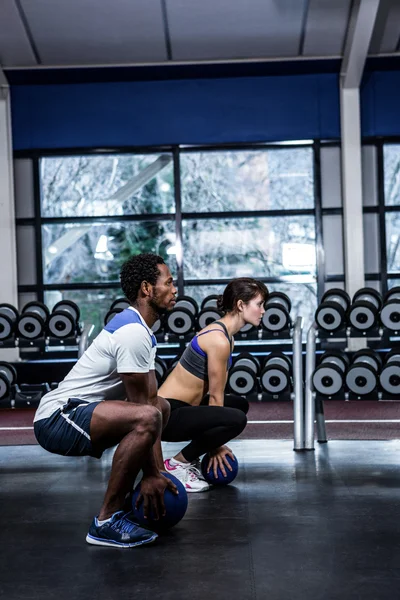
[0,0,399,68]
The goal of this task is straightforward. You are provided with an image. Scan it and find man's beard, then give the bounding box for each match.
[149,296,168,317]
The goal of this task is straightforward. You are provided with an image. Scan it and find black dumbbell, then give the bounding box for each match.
[110,298,130,311]
[0,304,19,341]
[262,292,291,333]
[152,316,164,335]
[345,349,382,396]
[175,296,198,317]
[47,300,80,339]
[380,288,400,331]
[17,302,49,340]
[197,307,222,330]
[154,357,168,387]
[104,308,123,325]
[379,350,400,396]
[312,351,349,396]
[233,352,260,374]
[348,288,382,331]
[315,288,351,331]
[227,353,259,396]
[14,382,50,408]
[260,352,292,395]
[201,295,219,310]
[0,362,17,402]
[165,296,198,336]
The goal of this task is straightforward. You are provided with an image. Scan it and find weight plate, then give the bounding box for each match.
[104,308,123,325]
[197,308,222,330]
[52,300,80,322]
[313,363,344,396]
[234,353,260,374]
[262,304,289,332]
[155,357,167,385]
[0,373,10,400]
[380,299,400,331]
[384,287,400,303]
[379,362,400,395]
[166,307,194,335]
[0,314,13,340]
[320,351,349,372]
[152,318,163,334]
[0,361,17,385]
[201,295,219,310]
[321,288,351,311]
[228,366,257,395]
[17,313,45,339]
[48,311,75,338]
[264,352,292,371]
[240,322,255,333]
[346,363,377,395]
[384,349,400,364]
[353,349,382,371]
[266,292,291,314]
[315,301,345,331]
[353,287,382,310]
[261,364,289,394]
[349,301,377,330]
[175,296,198,316]
[22,301,50,322]
[0,303,18,322]
[110,298,130,311]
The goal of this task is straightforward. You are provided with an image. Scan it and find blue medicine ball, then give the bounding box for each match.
[201,453,239,485]
[131,471,188,530]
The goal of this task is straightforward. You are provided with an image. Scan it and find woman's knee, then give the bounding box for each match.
[225,408,247,435]
[225,394,250,415]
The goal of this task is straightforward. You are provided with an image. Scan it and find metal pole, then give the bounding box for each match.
[315,395,327,443]
[78,324,95,358]
[305,322,317,450]
[293,316,304,451]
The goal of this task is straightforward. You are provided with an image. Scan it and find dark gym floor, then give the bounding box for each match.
[2,439,400,600]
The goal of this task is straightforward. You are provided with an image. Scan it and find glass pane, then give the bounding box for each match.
[388,280,400,291]
[386,212,400,272]
[43,220,177,284]
[181,148,314,212]
[384,145,400,206]
[182,217,316,280]
[40,154,175,217]
[44,289,122,335]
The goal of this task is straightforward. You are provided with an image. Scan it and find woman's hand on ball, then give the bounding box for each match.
[207,445,235,478]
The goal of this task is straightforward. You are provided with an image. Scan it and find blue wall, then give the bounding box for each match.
[10,74,340,150]
[10,68,400,151]
[361,71,400,138]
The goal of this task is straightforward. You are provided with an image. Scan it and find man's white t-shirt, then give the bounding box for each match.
[34,307,157,423]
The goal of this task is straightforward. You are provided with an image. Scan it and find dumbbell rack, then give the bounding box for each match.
[304,322,400,450]
[0,323,94,360]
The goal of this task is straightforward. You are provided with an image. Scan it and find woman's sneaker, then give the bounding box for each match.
[164,458,210,493]
[86,510,158,548]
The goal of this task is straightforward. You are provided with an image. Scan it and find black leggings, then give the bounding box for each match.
[161,394,249,463]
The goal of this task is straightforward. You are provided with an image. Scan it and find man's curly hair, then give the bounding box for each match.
[120,253,165,303]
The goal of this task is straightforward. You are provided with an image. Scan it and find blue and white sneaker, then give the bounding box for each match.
[86,511,158,548]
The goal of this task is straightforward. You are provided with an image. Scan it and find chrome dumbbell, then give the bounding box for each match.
[312,351,349,397]
[348,288,382,332]
[260,353,292,396]
[315,289,350,332]
[345,349,382,397]
[262,292,291,333]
